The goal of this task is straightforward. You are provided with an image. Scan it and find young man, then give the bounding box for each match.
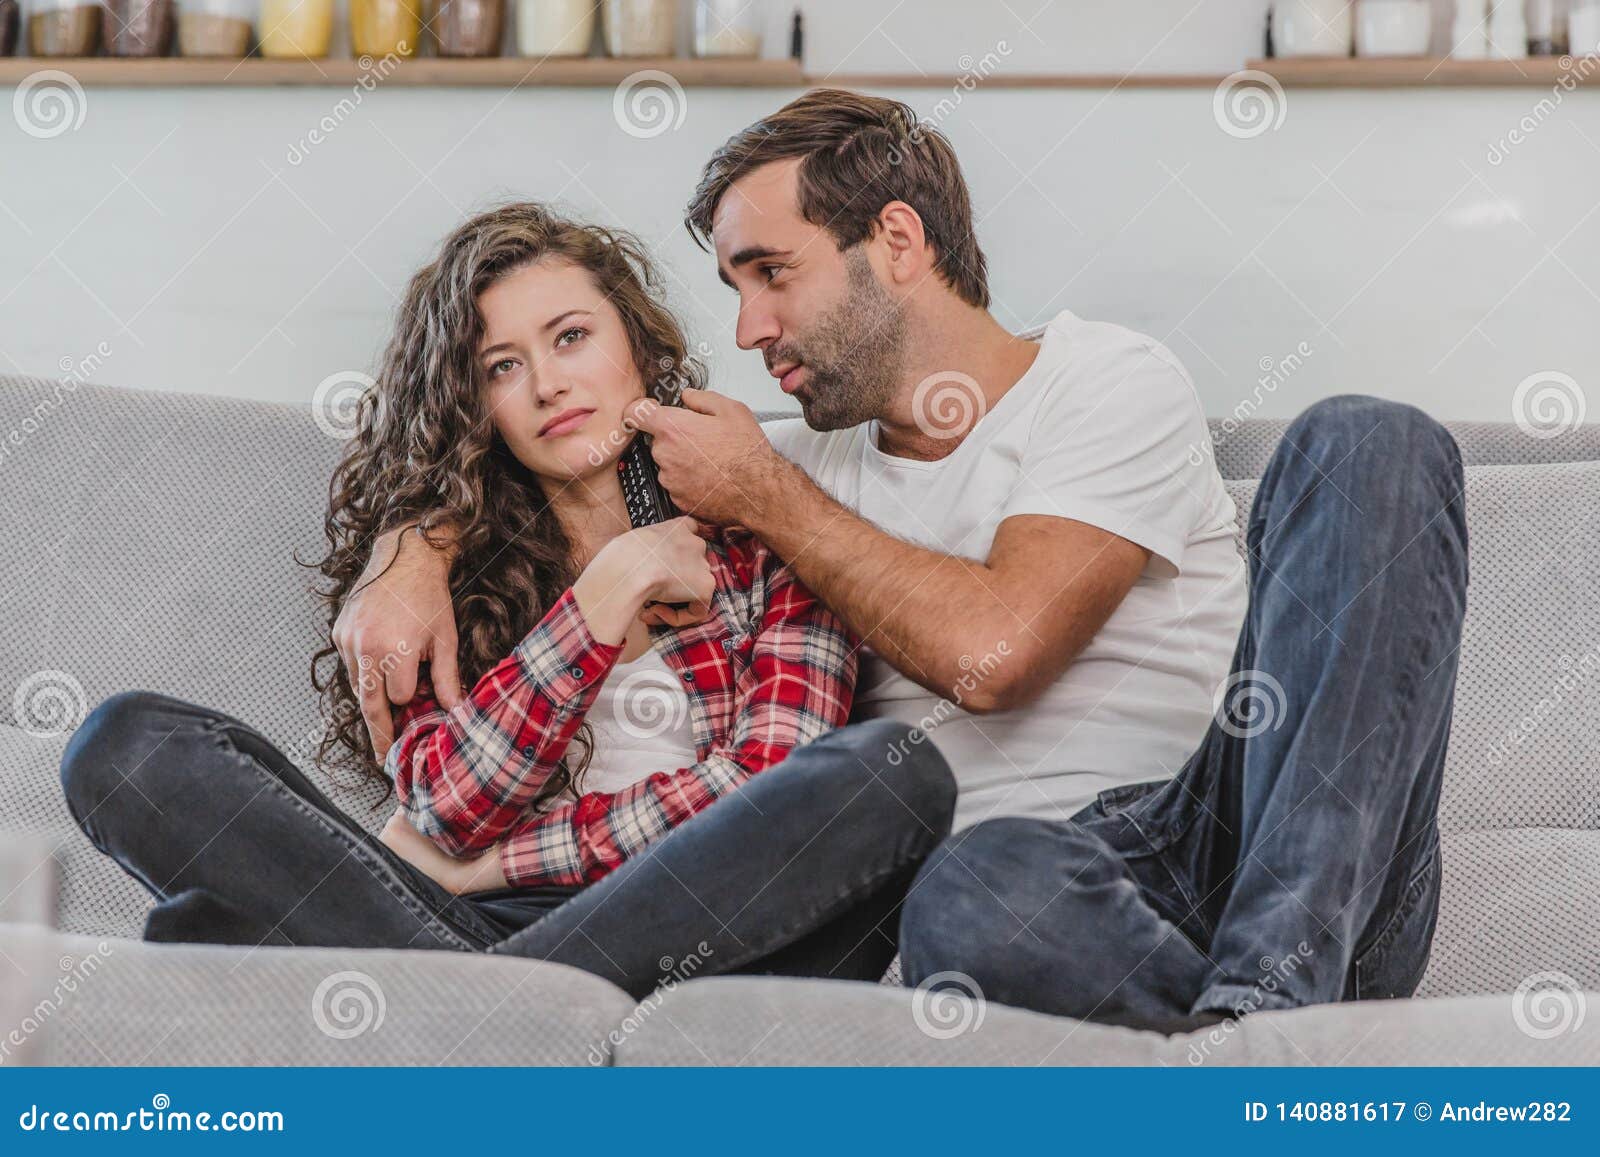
[338,90,1469,1033]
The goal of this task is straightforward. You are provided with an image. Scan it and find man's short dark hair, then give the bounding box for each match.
[685,88,991,309]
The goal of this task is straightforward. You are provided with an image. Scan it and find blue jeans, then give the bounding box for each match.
[900,395,1470,1033]
[61,696,955,1000]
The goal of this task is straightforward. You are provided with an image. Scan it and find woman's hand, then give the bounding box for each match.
[573,517,716,641]
[378,810,507,895]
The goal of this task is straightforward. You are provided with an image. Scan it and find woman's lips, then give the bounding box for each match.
[538,408,595,438]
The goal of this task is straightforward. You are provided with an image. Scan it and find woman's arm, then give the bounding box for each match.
[385,519,715,856]
[483,558,858,889]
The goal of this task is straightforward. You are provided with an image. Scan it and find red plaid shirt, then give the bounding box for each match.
[385,530,857,888]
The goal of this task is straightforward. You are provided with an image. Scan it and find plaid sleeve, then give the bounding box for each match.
[496,561,858,887]
[384,587,624,856]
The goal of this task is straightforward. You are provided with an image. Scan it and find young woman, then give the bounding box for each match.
[60,203,955,998]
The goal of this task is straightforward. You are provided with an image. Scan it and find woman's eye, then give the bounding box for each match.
[489,358,517,377]
[557,326,587,346]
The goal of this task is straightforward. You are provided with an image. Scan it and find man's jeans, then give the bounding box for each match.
[901,395,1470,1033]
[61,697,956,999]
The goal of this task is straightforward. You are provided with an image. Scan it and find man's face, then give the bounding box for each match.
[711,159,905,431]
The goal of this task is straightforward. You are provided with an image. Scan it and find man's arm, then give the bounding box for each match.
[631,391,1150,714]
[744,456,1147,713]
[332,522,464,758]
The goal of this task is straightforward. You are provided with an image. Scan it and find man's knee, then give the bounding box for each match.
[901,817,1101,986]
[1286,395,1460,482]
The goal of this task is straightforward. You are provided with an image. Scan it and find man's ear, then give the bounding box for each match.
[876,200,930,287]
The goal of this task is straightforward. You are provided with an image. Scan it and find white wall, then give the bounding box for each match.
[4,0,1598,422]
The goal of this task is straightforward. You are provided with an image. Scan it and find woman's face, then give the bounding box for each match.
[476,258,647,484]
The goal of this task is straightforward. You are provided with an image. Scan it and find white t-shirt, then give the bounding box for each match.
[764,309,1249,830]
[581,645,698,796]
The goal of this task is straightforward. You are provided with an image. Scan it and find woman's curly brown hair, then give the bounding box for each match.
[307,201,705,811]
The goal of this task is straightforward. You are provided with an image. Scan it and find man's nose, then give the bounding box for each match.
[735,296,779,351]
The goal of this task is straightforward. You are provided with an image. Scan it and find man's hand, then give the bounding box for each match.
[333,524,463,761]
[628,388,783,528]
[378,810,507,896]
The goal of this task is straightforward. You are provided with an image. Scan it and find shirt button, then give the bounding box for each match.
[569,665,584,678]
[721,637,734,651]
[522,744,536,757]
[682,670,695,682]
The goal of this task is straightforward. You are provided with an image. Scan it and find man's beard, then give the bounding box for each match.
[772,248,906,432]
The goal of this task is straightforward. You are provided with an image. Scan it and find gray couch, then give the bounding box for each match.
[2,374,1597,1066]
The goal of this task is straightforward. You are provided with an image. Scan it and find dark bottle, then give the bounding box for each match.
[0,0,18,55]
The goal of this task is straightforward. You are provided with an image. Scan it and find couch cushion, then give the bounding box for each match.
[5,924,636,1066]
[1420,827,1600,998]
[612,974,1598,1066]
[1183,990,1599,1065]
[1437,462,1600,832]
[0,375,343,770]
[611,975,1172,1066]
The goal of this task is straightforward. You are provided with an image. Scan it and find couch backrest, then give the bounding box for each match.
[1207,417,1600,480]
[758,408,1600,480]
[0,375,364,809]
[5,377,1600,944]
[1223,469,1600,836]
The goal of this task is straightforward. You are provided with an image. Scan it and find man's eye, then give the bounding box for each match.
[759,265,784,283]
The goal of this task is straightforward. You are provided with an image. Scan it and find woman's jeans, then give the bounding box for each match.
[901,396,1471,1033]
[60,698,956,999]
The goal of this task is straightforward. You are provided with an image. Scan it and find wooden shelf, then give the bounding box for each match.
[5,54,1595,89]
[816,72,1224,89]
[1247,55,1600,87]
[0,57,1229,89]
[0,55,804,87]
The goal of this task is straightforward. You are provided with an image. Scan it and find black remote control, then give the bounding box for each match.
[618,436,678,529]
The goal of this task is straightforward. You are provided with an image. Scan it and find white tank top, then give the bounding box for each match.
[580,644,698,796]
